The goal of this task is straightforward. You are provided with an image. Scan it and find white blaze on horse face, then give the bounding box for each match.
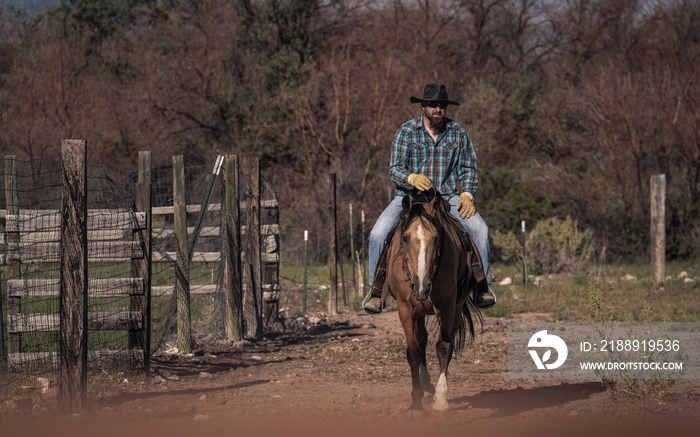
[416,223,428,290]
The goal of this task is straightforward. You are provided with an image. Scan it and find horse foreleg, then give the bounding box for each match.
[399,305,425,410]
[432,343,453,411]
[432,312,456,411]
[406,344,425,410]
[415,317,434,396]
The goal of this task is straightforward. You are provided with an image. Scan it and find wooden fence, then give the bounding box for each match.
[0,145,279,411]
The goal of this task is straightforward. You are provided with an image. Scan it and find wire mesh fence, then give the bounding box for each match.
[0,153,282,413]
[0,150,391,415]
[147,162,227,354]
[123,157,280,352]
[0,155,143,412]
[276,202,370,320]
[1,156,61,412]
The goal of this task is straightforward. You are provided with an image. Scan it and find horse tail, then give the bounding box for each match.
[455,293,483,354]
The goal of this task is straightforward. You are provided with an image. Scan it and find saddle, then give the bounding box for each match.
[442,213,488,298]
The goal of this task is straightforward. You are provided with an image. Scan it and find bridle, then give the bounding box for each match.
[399,207,445,286]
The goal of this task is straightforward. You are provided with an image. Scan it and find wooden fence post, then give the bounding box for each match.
[59,139,88,412]
[4,156,20,357]
[138,151,152,186]
[328,173,338,315]
[350,204,356,293]
[242,157,263,339]
[361,209,366,295]
[303,230,308,314]
[651,174,666,286]
[173,156,191,353]
[132,151,152,375]
[223,155,243,342]
[521,220,528,286]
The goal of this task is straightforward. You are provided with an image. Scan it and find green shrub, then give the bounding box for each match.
[492,216,594,275]
[527,216,594,274]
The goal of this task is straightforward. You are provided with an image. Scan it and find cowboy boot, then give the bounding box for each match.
[362,267,386,314]
[474,283,497,309]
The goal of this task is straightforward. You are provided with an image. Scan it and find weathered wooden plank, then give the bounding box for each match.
[1,245,278,265]
[152,251,217,263]
[242,199,278,209]
[5,240,144,262]
[6,211,147,232]
[151,284,219,297]
[150,223,280,240]
[152,226,220,239]
[1,200,279,218]
[8,350,145,368]
[264,234,278,254]
[9,311,143,333]
[7,278,145,297]
[152,203,221,215]
[151,250,277,263]
[151,200,278,216]
[151,283,277,297]
[15,229,129,243]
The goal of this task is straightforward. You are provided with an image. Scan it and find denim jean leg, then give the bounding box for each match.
[447,197,492,285]
[368,195,404,284]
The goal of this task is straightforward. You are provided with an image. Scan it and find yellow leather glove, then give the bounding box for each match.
[457,192,476,219]
[407,173,431,191]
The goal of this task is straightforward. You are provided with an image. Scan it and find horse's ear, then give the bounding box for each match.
[402,195,412,215]
[429,191,448,213]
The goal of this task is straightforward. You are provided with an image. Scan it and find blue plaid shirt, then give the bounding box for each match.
[390,114,478,199]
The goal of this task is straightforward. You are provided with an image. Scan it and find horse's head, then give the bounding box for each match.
[399,189,449,301]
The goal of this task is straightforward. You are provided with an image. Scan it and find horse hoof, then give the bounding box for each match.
[431,400,450,411]
[406,407,427,419]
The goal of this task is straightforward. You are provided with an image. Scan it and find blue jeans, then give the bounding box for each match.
[368,195,491,287]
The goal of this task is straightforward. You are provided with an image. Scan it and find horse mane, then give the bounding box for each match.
[398,189,444,235]
[399,203,433,236]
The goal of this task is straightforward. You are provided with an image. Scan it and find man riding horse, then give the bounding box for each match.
[363,83,497,313]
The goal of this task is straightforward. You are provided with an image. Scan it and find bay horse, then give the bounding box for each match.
[384,189,482,411]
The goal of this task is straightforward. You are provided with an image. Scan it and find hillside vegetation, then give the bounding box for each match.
[1,0,698,261]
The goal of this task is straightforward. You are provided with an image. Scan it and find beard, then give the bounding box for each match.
[424,111,445,131]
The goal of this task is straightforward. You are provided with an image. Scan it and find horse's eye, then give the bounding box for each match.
[402,236,409,244]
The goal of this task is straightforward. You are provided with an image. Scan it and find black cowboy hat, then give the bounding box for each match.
[410,83,460,106]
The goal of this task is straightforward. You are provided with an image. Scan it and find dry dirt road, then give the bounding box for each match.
[3,309,699,437]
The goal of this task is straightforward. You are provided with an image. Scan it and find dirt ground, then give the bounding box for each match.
[3,306,699,437]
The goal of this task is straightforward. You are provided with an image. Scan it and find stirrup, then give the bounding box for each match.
[362,292,384,314]
[476,287,497,309]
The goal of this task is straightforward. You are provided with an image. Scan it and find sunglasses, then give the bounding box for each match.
[426,102,448,109]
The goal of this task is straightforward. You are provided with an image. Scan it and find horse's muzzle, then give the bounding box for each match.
[411,282,432,301]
